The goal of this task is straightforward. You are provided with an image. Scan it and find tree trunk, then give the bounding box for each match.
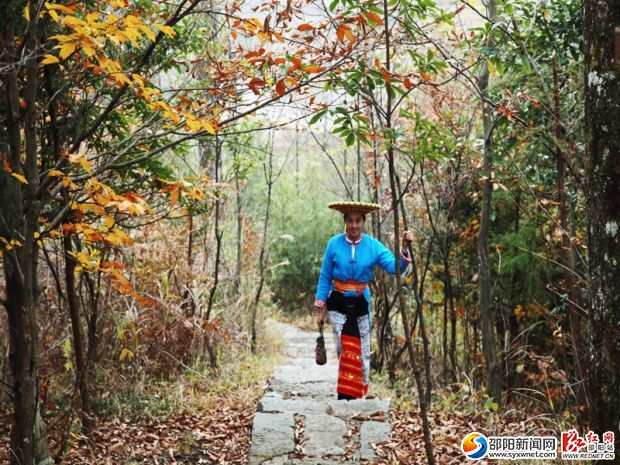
[443,250,457,381]
[234,173,243,296]
[397,170,433,406]
[477,0,502,403]
[250,147,274,353]
[551,55,588,423]
[205,137,222,368]
[382,0,435,463]
[63,236,94,435]
[583,2,620,461]
[1,6,51,464]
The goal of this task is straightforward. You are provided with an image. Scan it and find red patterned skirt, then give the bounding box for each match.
[326,292,370,399]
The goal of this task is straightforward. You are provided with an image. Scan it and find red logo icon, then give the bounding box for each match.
[562,430,587,452]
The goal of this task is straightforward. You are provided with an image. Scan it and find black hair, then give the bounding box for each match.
[343,212,366,222]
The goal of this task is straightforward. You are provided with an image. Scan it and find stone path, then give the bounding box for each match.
[248,321,391,465]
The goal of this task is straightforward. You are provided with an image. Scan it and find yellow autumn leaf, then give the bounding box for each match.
[202,121,217,135]
[83,46,96,57]
[109,229,132,245]
[154,24,176,37]
[86,12,99,23]
[11,172,29,184]
[123,27,141,46]
[107,13,121,24]
[113,73,132,87]
[23,3,30,21]
[41,54,60,65]
[131,73,146,88]
[62,16,85,27]
[58,42,77,60]
[139,25,156,41]
[45,2,75,14]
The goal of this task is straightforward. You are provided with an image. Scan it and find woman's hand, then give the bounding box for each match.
[401,230,413,252]
[315,306,326,329]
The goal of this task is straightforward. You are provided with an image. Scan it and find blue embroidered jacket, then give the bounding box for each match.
[314,232,411,310]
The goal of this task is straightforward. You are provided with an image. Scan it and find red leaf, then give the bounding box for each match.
[275,79,286,96]
[290,57,302,70]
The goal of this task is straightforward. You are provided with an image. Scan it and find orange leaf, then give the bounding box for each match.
[380,67,392,84]
[344,26,355,43]
[297,23,314,32]
[304,64,324,74]
[101,261,125,270]
[170,189,180,206]
[336,23,346,42]
[244,48,265,59]
[275,79,286,96]
[365,12,384,25]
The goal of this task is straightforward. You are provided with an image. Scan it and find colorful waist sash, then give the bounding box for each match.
[333,279,368,296]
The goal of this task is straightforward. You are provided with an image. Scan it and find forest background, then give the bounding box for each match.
[0,0,618,463]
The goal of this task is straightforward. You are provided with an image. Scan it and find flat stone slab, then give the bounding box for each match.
[360,420,391,460]
[259,392,329,415]
[267,380,339,401]
[248,412,295,465]
[303,414,347,457]
[272,364,338,384]
[326,398,391,420]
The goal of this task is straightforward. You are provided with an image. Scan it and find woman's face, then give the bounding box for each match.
[345,213,365,238]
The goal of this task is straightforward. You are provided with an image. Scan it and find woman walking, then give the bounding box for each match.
[315,201,412,400]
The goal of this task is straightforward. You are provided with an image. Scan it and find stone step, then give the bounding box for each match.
[249,321,392,465]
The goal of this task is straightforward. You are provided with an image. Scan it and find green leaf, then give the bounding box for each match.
[308,109,327,125]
